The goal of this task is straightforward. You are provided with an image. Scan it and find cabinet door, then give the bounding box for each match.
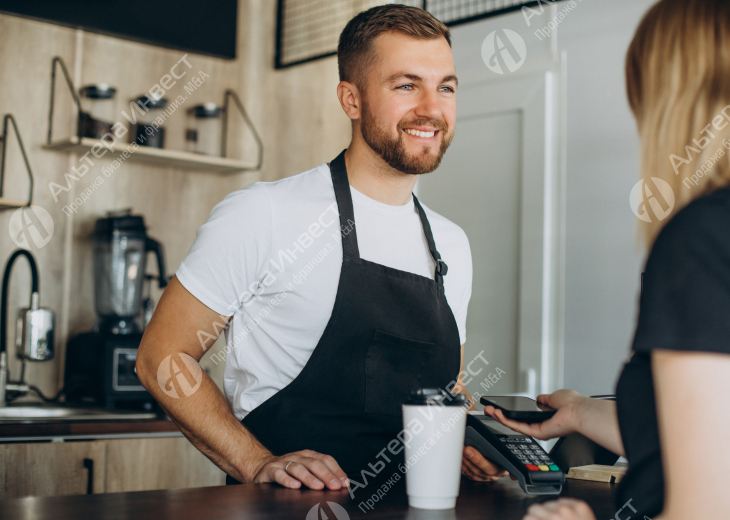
[105,437,225,493]
[0,441,106,499]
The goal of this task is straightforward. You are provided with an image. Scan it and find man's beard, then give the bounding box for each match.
[360,102,454,175]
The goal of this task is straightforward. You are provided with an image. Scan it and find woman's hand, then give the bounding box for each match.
[483,390,585,441]
[523,498,596,520]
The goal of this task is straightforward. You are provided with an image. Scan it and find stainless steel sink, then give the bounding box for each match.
[0,403,157,422]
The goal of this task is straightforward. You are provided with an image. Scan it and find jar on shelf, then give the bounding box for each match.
[186,103,222,156]
[133,95,168,148]
[78,84,117,139]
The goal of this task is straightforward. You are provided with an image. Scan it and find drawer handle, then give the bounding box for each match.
[83,458,94,495]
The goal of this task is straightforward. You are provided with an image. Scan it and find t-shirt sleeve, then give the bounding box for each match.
[632,192,730,355]
[176,183,273,317]
[451,229,473,345]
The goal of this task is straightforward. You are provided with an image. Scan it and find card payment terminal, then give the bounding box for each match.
[464,413,565,495]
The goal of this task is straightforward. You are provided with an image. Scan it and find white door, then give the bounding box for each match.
[416,13,565,398]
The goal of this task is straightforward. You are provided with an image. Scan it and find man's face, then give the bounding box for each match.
[358,32,457,175]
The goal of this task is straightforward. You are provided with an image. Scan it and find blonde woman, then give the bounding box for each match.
[483,0,730,518]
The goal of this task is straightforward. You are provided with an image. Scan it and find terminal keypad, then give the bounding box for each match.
[497,435,560,472]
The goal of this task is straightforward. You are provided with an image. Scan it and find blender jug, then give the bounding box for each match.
[92,210,167,334]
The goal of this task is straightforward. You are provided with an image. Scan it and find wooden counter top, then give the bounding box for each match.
[0,476,618,519]
[0,418,179,440]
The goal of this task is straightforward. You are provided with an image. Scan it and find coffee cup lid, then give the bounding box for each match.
[406,388,468,406]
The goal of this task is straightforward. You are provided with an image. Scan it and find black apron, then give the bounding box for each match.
[227,150,461,490]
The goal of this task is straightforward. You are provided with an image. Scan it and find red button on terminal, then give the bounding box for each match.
[526,464,539,471]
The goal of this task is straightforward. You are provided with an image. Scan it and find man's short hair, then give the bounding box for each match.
[337,4,451,90]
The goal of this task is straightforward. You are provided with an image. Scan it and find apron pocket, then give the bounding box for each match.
[364,330,435,417]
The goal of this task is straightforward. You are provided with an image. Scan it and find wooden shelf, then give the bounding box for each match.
[0,198,26,210]
[43,137,257,175]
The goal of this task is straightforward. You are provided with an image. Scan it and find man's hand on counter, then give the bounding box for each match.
[461,446,510,482]
[251,449,350,490]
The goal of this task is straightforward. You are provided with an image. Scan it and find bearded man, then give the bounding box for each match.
[137,4,507,497]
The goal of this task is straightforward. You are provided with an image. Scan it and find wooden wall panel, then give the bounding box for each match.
[0,1,352,395]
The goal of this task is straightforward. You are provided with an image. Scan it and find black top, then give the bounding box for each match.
[615,185,730,517]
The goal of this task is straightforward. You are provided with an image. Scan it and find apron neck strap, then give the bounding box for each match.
[330,150,360,259]
[329,149,448,285]
[412,195,448,286]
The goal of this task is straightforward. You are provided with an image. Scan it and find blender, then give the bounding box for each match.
[64,210,168,409]
[92,209,167,334]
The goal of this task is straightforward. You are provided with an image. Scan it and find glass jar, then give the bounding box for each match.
[186,103,222,156]
[78,84,117,139]
[133,95,167,148]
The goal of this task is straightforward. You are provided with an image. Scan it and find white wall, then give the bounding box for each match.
[443,0,658,397]
[557,0,656,395]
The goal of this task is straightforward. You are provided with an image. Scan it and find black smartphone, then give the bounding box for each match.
[480,396,556,423]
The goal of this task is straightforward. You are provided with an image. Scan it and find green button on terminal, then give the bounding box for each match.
[549,465,560,471]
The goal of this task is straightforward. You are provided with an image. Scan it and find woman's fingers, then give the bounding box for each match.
[487,408,544,438]
[536,394,552,405]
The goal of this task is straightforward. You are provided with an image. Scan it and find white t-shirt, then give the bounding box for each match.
[176,162,473,420]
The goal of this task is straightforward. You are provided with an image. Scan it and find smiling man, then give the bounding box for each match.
[136,4,506,497]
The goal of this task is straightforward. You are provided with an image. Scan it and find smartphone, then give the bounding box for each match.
[480,396,556,423]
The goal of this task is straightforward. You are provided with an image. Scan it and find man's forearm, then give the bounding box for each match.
[139,363,271,483]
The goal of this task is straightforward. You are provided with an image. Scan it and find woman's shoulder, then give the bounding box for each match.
[652,185,730,256]
[666,185,730,230]
[636,185,730,356]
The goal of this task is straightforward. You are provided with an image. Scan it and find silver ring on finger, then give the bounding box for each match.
[285,461,294,472]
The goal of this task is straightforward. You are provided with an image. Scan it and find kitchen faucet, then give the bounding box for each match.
[0,249,55,407]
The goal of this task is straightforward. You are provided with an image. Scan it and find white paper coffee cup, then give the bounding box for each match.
[402,388,469,510]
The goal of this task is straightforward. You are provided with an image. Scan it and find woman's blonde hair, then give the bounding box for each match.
[626,0,730,248]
